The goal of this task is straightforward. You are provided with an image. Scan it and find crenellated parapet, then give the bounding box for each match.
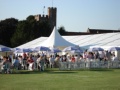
[34,7,57,30]
[34,14,48,21]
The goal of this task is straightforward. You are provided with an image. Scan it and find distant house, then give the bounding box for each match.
[87,28,120,34]
[66,28,120,35]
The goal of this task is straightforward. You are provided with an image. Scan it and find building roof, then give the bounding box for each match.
[87,28,120,34]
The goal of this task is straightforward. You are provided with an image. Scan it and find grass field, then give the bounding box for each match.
[0,68,120,90]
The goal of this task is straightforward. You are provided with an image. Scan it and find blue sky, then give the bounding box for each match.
[0,0,120,32]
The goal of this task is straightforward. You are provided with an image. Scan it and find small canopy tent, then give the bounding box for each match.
[39,27,77,50]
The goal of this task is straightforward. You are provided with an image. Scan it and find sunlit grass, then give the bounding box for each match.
[0,68,120,90]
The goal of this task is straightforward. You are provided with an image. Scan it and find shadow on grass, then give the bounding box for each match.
[70,68,114,72]
[11,68,114,74]
[89,68,113,71]
[45,69,78,74]
[11,68,78,74]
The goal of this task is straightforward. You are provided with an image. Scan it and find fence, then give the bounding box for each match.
[59,60,120,70]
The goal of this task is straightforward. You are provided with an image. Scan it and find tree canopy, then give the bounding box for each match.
[0,18,18,47]
[0,16,67,48]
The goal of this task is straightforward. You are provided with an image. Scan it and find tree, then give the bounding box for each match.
[11,20,37,47]
[0,15,52,47]
[0,18,18,47]
[58,26,67,35]
[11,20,27,47]
[11,15,51,47]
[26,15,35,22]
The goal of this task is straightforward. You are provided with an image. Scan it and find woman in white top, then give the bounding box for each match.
[111,55,118,61]
[49,55,54,68]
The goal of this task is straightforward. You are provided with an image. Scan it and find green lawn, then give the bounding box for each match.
[0,68,120,90]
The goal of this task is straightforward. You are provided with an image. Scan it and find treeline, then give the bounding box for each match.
[0,15,66,48]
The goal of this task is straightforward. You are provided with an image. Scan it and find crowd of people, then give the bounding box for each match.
[0,50,119,74]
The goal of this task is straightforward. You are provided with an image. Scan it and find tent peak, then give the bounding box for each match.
[40,26,76,47]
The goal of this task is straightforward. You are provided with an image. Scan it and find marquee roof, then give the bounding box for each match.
[17,30,120,49]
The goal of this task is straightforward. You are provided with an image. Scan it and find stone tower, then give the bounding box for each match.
[34,7,57,30]
[48,7,57,30]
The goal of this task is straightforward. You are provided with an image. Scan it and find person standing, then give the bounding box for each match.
[49,55,54,68]
[27,57,34,71]
[3,56,11,74]
[18,56,23,70]
[39,55,45,71]
[13,57,19,70]
[99,51,105,61]
[54,55,60,68]
[71,55,75,63]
